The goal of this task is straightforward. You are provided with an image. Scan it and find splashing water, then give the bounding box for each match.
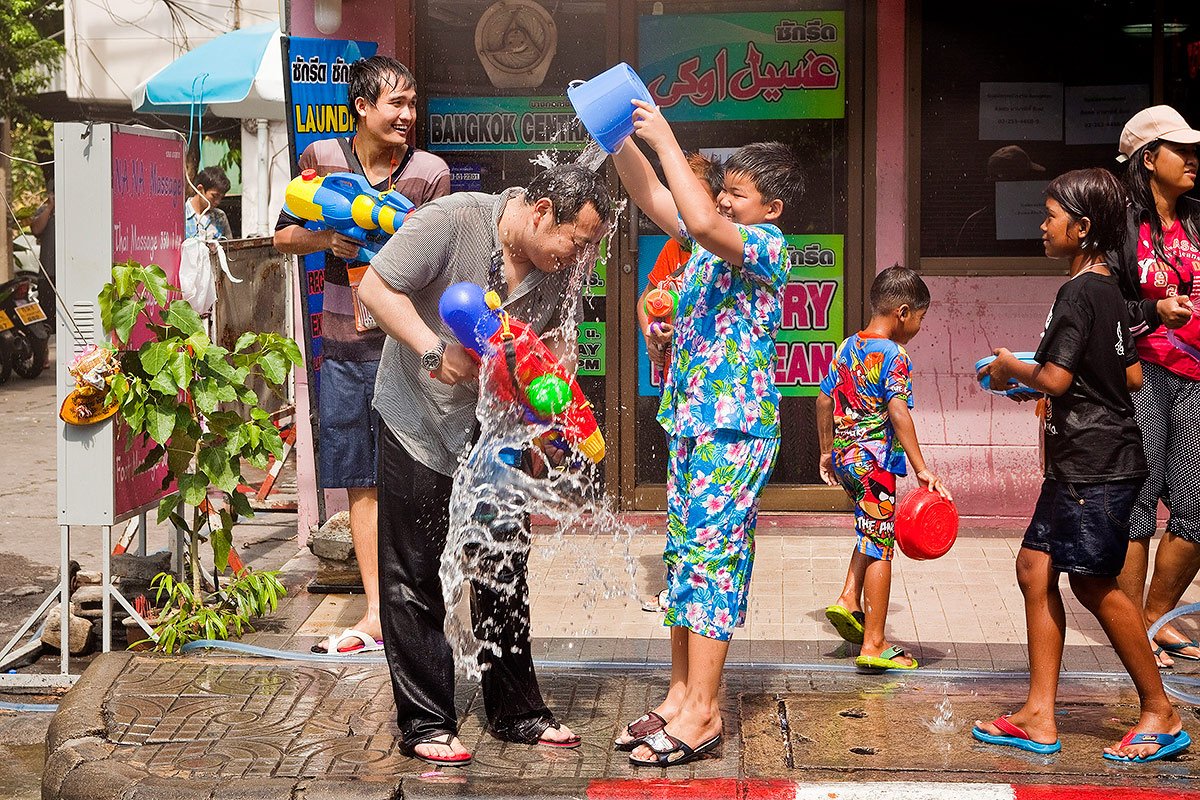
[439,218,639,681]
[526,115,610,173]
[921,687,960,733]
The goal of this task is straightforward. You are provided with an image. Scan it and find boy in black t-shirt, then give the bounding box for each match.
[974,169,1188,763]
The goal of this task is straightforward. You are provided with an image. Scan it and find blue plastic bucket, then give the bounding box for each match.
[567,62,654,154]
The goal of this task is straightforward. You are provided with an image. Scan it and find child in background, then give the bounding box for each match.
[612,100,802,767]
[816,265,950,672]
[638,152,724,373]
[974,168,1188,762]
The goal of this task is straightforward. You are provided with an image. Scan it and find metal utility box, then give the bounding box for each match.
[55,123,185,525]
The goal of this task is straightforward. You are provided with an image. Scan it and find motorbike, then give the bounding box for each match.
[0,270,51,384]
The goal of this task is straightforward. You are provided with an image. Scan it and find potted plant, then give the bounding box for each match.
[99,259,300,653]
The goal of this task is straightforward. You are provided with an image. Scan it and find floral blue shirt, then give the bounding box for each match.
[657,221,789,439]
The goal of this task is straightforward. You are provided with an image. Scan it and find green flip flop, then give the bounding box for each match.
[825,605,865,645]
[855,645,918,672]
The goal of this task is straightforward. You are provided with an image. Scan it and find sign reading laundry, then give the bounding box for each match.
[427,97,587,151]
[639,11,845,121]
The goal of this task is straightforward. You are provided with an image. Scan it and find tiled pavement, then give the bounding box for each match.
[41,519,1200,799]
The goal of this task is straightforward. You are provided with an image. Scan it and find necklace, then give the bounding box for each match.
[1071,260,1107,280]
[351,135,399,191]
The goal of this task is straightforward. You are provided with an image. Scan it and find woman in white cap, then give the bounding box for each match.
[1111,104,1200,669]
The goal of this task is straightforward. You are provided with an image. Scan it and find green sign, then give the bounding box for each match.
[577,322,606,376]
[427,96,587,152]
[639,12,845,122]
[777,234,844,396]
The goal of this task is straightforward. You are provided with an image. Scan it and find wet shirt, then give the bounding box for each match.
[369,190,575,476]
[1133,218,1200,381]
[1036,271,1146,483]
[657,221,788,439]
[819,333,913,475]
[274,137,451,362]
[185,202,230,241]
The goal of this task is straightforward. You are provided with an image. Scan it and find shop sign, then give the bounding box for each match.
[427,96,587,151]
[637,234,843,397]
[639,12,845,121]
[284,37,377,159]
[577,322,606,376]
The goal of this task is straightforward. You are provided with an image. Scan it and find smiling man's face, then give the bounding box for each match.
[355,73,417,148]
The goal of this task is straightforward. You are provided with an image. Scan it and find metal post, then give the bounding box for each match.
[138,511,148,556]
[60,524,70,673]
[101,524,111,652]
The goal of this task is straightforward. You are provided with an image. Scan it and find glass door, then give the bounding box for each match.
[617,0,862,510]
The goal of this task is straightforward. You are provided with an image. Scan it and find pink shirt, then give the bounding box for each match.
[1134,218,1200,381]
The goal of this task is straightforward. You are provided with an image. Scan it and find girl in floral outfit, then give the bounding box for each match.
[612,101,803,767]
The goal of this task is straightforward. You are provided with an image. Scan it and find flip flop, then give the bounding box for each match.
[855,644,918,672]
[614,710,667,751]
[972,714,1061,755]
[537,721,582,748]
[1158,640,1200,661]
[310,628,384,655]
[1153,646,1173,669]
[825,604,865,645]
[405,732,473,766]
[628,729,722,767]
[1103,729,1191,763]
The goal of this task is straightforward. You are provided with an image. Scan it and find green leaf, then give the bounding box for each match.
[146,402,176,444]
[165,300,204,337]
[142,265,172,307]
[185,331,210,358]
[148,368,178,396]
[97,285,114,335]
[111,298,143,344]
[156,492,180,524]
[211,520,232,573]
[234,332,257,353]
[177,472,208,506]
[199,446,239,494]
[238,387,258,405]
[229,490,254,520]
[167,349,192,388]
[258,351,288,385]
[193,378,220,416]
[135,443,165,475]
[139,342,173,375]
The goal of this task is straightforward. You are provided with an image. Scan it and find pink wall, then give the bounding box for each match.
[287,0,409,58]
[875,0,1046,522]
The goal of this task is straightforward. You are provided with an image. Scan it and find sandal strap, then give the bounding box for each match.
[641,729,683,755]
[626,711,667,738]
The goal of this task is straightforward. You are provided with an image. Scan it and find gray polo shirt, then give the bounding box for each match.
[370,189,572,476]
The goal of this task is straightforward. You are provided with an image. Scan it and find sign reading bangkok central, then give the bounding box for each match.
[639,11,845,121]
[426,96,587,151]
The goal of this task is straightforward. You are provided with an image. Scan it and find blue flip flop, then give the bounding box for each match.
[1103,729,1191,763]
[972,715,1062,755]
[1159,640,1200,661]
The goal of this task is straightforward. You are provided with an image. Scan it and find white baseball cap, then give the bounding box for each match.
[1117,105,1200,163]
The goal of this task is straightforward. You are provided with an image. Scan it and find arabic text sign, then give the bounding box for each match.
[637,234,843,397]
[639,12,845,122]
[427,96,587,151]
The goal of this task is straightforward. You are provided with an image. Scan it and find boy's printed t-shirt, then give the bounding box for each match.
[658,221,788,440]
[1133,218,1200,381]
[819,333,913,475]
[1035,271,1147,483]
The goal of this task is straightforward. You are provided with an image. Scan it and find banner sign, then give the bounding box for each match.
[111,128,184,518]
[637,234,843,397]
[577,322,605,376]
[427,96,587,151]
[639,12,845,122]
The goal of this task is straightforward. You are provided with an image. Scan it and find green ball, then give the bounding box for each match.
[527,375,571,416]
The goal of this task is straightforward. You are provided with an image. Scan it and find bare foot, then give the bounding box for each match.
[1103,710,1183,760]
[413,734,470,762]
[860,641,916,667]
[630,707,721,762]
[614,701,680,748]
[539,721,578,744]
[1154,645,1175,669]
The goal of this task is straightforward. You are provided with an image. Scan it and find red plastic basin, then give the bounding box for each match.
[895,487,959,560]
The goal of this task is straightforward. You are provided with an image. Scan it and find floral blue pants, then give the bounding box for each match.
[664,429,779,640]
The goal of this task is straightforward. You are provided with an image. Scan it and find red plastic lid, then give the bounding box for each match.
[301,168,317,181]
[894,487,959,560]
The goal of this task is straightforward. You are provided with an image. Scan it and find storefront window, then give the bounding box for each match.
[917,0,1200,275]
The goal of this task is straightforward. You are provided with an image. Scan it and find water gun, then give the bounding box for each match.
[643,285,678,364]
[439,281,605,464]
[283,169,415,262]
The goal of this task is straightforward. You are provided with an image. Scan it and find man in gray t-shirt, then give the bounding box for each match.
[358,164,612,765]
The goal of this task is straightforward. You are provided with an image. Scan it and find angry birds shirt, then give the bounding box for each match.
[819,331,914,475]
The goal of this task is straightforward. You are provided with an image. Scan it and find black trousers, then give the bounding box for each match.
[377,423,550,747]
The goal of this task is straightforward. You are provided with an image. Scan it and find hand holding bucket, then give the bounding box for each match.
[895,487,959,560]
[567,62,654,154]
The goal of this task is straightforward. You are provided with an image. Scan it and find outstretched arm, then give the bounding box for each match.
[611,133,681,240]
[629,100,747,265]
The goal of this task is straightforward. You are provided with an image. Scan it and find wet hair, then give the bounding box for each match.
[347,56,416,125]
[686,152,724,200]
[1046,168,1127,254]
[1122,140,1200,270]
[870,264,930,314]
[722,141,803,208]
[194,166,230,195]
[524,164,614,225]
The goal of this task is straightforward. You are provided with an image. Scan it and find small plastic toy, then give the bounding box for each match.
[974,351,1040,396]
[894,487,959,560]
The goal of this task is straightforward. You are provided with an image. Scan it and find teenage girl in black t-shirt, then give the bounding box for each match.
[974,168,1188,763]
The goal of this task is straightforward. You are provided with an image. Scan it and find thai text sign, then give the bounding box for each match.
[427,96,586,151]
[639,12,845,121]
[284,36,378,162]
[637,234,843,397]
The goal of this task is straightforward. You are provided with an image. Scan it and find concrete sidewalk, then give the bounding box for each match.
[38,522,1200,799]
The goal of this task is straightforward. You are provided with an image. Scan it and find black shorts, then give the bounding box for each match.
[1022,478,1139,577]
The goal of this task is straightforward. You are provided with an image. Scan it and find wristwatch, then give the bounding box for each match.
[420,341,446,372]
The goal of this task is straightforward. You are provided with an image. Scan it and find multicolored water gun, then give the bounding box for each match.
[643,285,678,364]
[283,169,415,262]
[439,281,605,464]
